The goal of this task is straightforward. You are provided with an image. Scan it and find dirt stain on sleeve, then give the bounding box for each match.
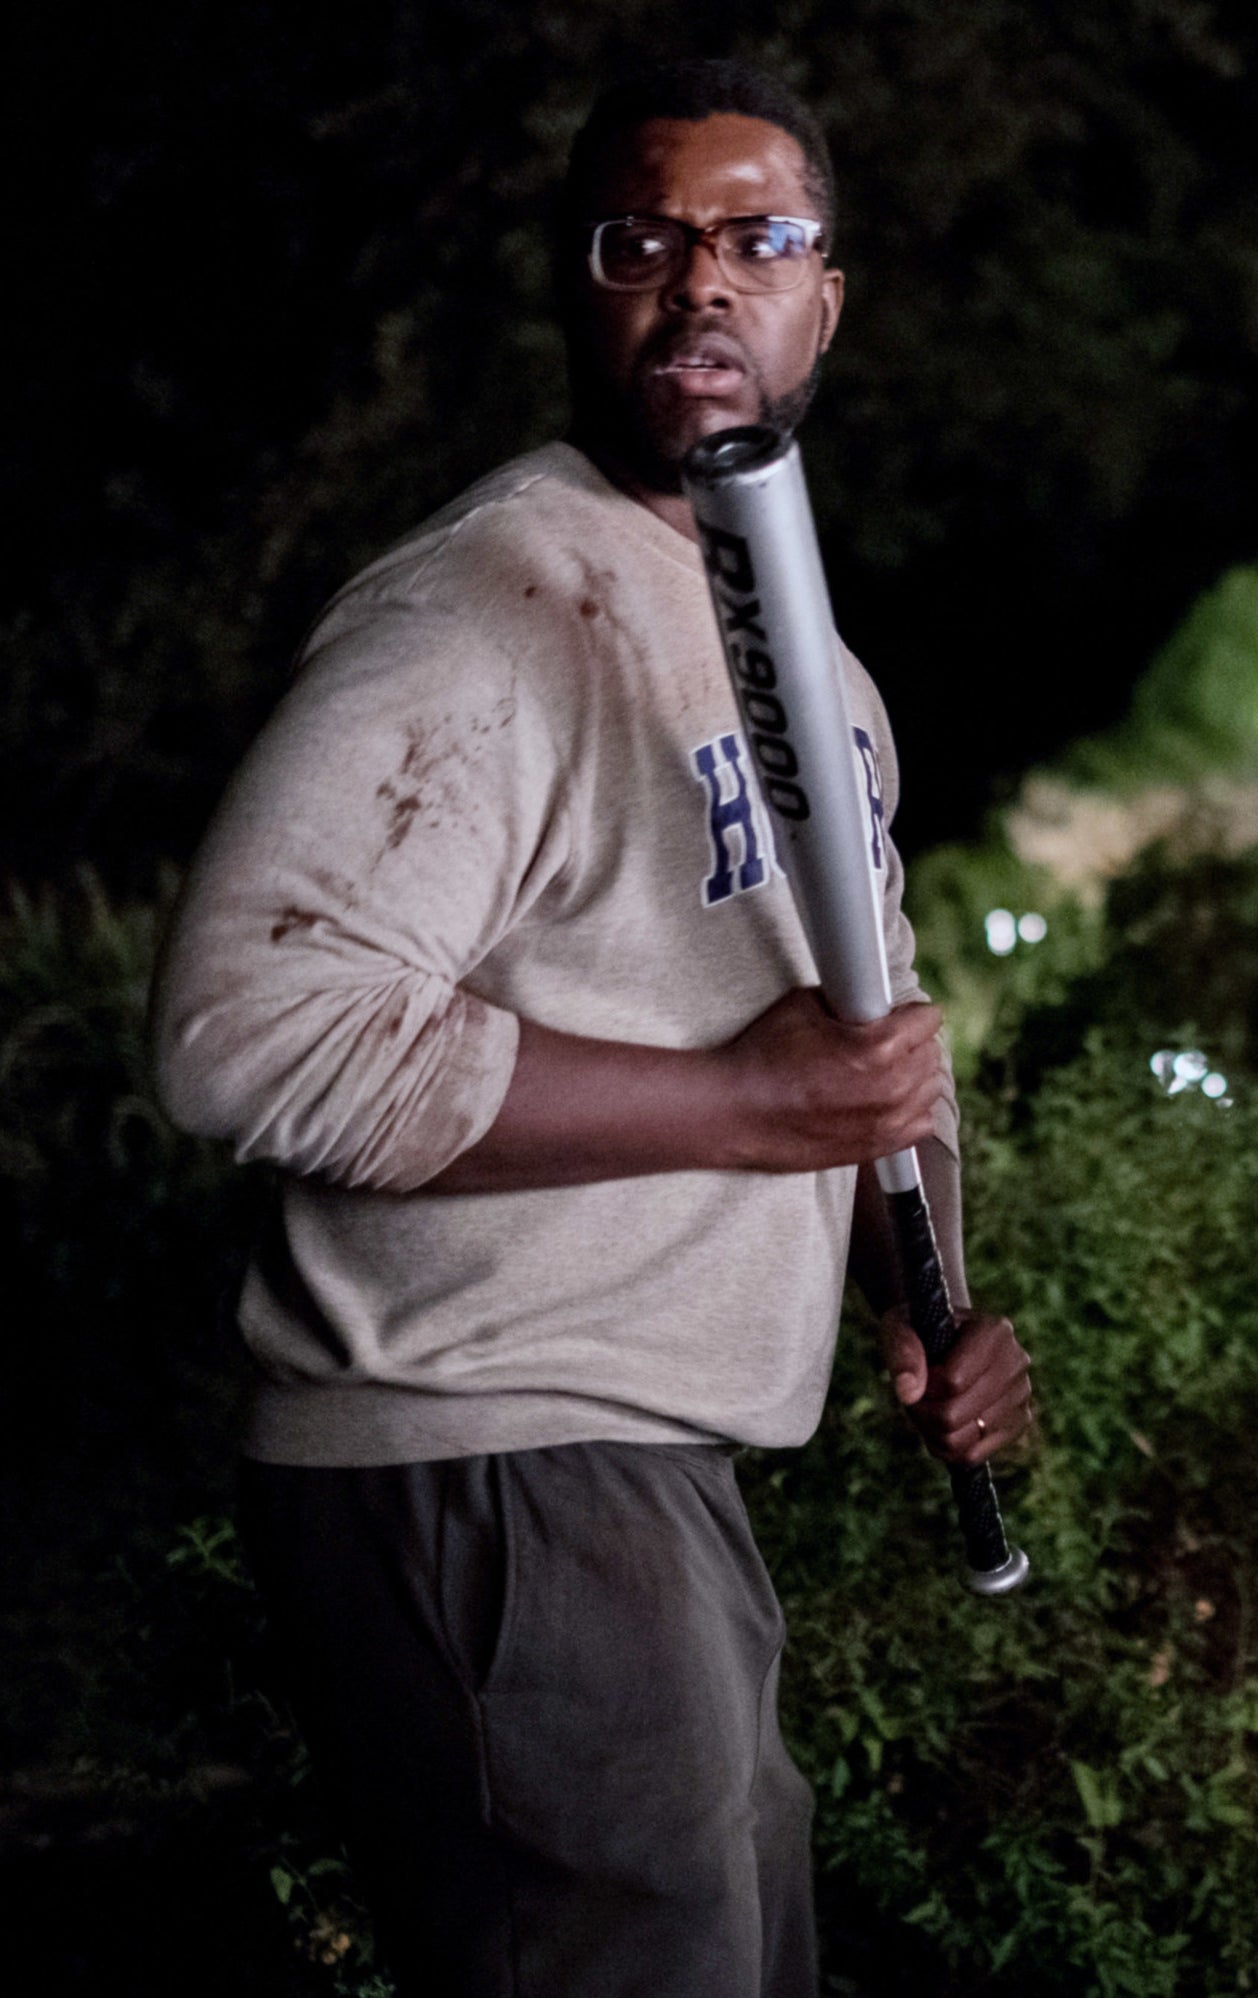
[376,779,424,851]
[374,722,441,849]
[399,726,431,778]
[270,906,320,943]
[372,682,516,863]
[309,867,360,910]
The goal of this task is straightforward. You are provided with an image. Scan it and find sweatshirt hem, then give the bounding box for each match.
[241,1378,749,1466]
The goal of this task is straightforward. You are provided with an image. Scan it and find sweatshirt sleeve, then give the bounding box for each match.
[151,587,571,1192]
[844,647,960,1162]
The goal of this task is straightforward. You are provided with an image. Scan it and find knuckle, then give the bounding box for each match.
[935,1356,964,1395]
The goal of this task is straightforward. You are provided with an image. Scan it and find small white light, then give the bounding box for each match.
[1018,912,1048,944]
[985,908,1017,956]
[1154,1049,1231,1102]
[1173,1050,1209,1083]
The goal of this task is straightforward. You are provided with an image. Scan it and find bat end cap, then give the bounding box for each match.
[965,1545,1030,1597]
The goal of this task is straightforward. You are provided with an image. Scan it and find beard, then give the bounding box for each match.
[566,324,825,496]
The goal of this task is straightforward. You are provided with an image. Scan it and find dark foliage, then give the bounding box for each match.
[7,1,1258,883]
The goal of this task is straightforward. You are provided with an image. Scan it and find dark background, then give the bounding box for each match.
[4,7,1258,1990]
[8,0,1258,887]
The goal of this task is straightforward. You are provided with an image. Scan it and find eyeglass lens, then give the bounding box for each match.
[593,217,819,292]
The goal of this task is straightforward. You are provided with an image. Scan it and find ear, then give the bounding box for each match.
[817,266,845,355]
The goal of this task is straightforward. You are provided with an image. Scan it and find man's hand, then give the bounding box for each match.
[721,989,945,1173]
[880,1306,1032,1466]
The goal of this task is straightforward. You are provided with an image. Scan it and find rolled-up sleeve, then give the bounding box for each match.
[151,591,568,1191]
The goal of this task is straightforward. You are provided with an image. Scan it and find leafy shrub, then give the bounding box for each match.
[1064,566,1258,793]
[1,872,261,1770]
[744,1020,1258,1996]
[905,830,1104,1074]
[0,872,268,1537]
[984,850,1258,1111]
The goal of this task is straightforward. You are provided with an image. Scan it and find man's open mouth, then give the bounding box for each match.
[649,338,747,395]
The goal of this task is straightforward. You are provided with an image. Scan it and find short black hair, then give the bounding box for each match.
[561,57,837,246]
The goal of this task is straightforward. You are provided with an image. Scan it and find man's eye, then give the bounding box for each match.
[618,228,672,260]
[729,221,807,261]
[734,229,779,261]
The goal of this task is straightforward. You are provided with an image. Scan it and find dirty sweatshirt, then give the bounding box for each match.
[152,442,956,1465]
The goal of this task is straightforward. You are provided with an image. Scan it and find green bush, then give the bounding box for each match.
[1,868,248,1336]
[904,830,1104,1075]
[744,1023,1258,1995]
[1065,566,1258,793]
[1,873,261,1774]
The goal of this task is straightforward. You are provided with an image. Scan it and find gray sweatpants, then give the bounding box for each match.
[239,1440,818,1998]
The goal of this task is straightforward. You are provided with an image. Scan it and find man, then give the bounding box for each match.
[153,58,1030,1998]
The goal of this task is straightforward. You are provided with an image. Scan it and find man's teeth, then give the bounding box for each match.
[653,351,741,379]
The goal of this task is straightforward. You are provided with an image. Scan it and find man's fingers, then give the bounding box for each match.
[920,1313,1026,1397]
[879,1311,927,1405]
[860,1020,945,1156]
[887,1000,944,1040]
[896,1311,1033,1465]
[928,1376,1034,1465]
[726,988,948,1172]
[868,1007,944,1077]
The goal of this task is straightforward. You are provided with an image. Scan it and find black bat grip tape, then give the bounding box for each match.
[884,1186,1027,1591]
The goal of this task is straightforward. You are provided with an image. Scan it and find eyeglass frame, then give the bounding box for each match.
[585,213,829,295]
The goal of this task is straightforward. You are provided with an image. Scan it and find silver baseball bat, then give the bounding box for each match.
[682,425,1028,1596]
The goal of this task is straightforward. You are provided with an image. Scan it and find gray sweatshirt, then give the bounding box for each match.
[153,443,955,1464]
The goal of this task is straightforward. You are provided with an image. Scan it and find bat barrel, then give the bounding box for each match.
[683,426,1028,1596]
[683,428,918,1205]
[682,427,892,1025]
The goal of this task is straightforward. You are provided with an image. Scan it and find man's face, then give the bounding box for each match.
[567,113,844,490]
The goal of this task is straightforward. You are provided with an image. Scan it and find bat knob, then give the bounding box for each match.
[965,1545,1030,1596]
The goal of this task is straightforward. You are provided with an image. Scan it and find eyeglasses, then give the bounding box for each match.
[587,214,826,294]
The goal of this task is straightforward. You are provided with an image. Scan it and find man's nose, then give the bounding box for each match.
[665,240,732,311]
